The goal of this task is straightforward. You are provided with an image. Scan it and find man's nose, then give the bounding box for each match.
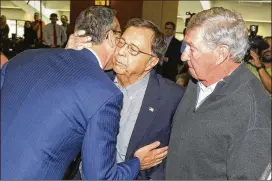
[118,44,127,56]
[181,47,189,62]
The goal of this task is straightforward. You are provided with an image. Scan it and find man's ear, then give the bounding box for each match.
[145,57,159,71]
[215,45,230,65]
[107,30,115,48]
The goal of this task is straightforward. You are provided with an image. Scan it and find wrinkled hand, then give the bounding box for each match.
[65,30,93,50]
[249,49,262,67]
[134,141,168,170]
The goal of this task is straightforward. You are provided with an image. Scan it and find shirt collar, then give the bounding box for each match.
[167,35,174,43]
[198,81,218,93]
[197,63,241,92]
[114,73,150,98]
[88,48,103,68]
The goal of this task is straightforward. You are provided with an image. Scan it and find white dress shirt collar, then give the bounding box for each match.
[88,48,103,69]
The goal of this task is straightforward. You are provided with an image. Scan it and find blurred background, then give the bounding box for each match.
[0,0,271,58]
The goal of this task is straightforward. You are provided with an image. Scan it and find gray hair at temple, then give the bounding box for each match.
[75,6,117,45]
[125,18,167,59]
[187,7,249,63]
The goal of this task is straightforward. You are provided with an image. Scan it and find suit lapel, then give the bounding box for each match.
[125,70,161,160]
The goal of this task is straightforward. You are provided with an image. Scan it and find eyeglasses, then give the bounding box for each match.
[106,29,122,39]
[112,29,122,36]
[112,30,122,39]
[165,27,173,31]
[116,37,156,57]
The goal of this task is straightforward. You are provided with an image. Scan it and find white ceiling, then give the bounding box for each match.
[1,0,70,12]
[177,0,271,23]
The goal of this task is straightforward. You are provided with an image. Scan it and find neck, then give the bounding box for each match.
[117,71,148,88]
[62,23,67,26]
[200,61,240,87]
[91,45,107,69]
[52,22,56,25]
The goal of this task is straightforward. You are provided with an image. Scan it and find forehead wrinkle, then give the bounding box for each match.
[186,28,204,47]
[123,27,152,50]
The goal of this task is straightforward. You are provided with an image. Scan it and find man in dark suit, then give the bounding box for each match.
[67,18,184,180]
[111,18,184,180]
[1,6,166,180]
[156,21,182,82]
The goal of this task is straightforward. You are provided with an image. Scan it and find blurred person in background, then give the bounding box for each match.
[60,15,71,47]
[23,21,37,49]
[0,15,9,41]
[43,13,67,48]
[61,15,71,36]
[247,36,272,94]
[155,21,181,82]
[0,15,10,54]
[31,12,45,43]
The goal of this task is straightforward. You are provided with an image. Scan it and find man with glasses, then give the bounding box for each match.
[67,18,185,180]
[1,6,166,180]
[112,18,185,180]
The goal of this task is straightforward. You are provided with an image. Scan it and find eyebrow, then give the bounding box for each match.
[122,37,140,47]
[186,40,197,49]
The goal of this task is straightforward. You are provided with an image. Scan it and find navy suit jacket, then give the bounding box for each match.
[1,48,140,180]
[156,37,182,82]
[108,70,185,180]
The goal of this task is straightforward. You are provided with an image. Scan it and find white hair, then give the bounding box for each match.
[187,7,249,63]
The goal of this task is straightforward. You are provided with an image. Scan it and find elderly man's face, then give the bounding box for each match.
[113,26,156,77]
[181,28,217,81]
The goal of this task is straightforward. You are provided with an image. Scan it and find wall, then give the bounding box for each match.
[175,18,185,40]
[212,1,271,37]
[70,0,94,30]
[111,1,143,30]
[70,0,143,32]
[142,1,163,29]
[142,1,179,30]
[246,22,271,38]
[1,9,32,21]
[1,1,70,23]
[175,1,204,40]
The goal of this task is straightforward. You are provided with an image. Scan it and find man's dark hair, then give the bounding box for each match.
[75,6,117,45]
[50,13,58,18]
[165,21,176,30]
[125,18,167,58]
